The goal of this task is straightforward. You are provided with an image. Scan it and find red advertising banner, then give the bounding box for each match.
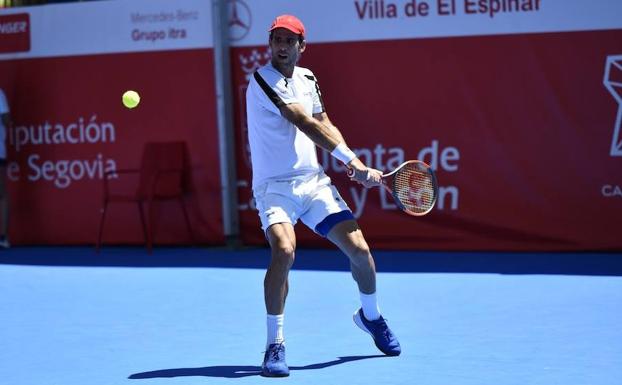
[0,0,224,246]
[1,0,621,250]
[231,29,622,251]
[0,50,224,245]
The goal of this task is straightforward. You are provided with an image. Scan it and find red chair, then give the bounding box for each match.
[96,141,194,253]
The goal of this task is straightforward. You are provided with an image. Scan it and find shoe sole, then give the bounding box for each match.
[353,310,400,356]
[261,370,290,377]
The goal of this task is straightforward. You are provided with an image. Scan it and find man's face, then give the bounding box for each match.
[269,28,305,68]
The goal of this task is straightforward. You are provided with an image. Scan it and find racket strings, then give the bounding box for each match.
[393,164,436,214]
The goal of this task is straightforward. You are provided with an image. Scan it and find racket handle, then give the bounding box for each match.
[346,167,355,178]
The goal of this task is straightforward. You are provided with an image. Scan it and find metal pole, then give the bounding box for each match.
[212,0,239,243]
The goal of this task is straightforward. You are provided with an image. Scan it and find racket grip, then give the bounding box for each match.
[346,167,355,178]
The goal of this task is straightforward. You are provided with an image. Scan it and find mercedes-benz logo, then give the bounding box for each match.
[228,0,251,41]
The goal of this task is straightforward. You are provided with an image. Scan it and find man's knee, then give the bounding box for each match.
[348,242,372,265]
[271,240,296,268]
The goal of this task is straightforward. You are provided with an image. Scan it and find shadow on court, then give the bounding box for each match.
[128,355,386,379]
[1,246,621,276]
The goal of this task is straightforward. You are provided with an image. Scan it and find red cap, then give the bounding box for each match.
[268,14,305,38]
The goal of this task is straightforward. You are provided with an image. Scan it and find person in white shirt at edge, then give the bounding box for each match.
[245,15,401,378]
[0,88,11,249]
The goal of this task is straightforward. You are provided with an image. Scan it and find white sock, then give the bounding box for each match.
[266,314,284,348]
[359,292,381,321]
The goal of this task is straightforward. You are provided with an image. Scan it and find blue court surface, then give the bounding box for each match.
[1,247,621,385]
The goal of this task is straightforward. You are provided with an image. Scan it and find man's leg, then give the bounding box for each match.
[261,222,296,377]
[327,219,376,292]
[327,219,401,356]
[265,222,296,315]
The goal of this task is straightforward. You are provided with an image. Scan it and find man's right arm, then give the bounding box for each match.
[279,103,381,187]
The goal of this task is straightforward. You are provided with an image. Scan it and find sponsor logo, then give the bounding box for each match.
[0,13,30,53]
[239,48,271,81]
[602,56,621,199]
[228,0,251,41]
[602,184,622,198]
[604,55,622,157]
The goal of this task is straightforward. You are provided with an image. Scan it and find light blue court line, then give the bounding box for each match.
[1,248,621,385]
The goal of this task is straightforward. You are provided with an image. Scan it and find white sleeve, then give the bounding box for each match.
[309,74,325,115]
[251,71,299,115]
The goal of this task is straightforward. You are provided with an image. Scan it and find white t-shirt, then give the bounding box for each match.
[246,63,325,190]
[0,89,9,159]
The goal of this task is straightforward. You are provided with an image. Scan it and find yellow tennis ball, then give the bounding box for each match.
[122,90,140,109]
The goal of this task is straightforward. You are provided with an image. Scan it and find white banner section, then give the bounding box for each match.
[0,0,213,60]
[228,0,622,46]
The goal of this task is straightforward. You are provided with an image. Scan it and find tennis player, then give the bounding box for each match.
[245,15,401,377]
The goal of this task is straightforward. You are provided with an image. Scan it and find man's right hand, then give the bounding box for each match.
[348,159,382,188]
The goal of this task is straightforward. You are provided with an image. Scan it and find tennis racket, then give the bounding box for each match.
[348,160,438,216]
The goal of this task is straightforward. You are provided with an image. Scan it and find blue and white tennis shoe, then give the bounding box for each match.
[261,342,289,377]
[353,308,401,356]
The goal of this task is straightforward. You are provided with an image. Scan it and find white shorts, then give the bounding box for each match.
[253,172,354,237]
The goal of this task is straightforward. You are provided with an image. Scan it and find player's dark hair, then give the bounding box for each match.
[269,31,304,44]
